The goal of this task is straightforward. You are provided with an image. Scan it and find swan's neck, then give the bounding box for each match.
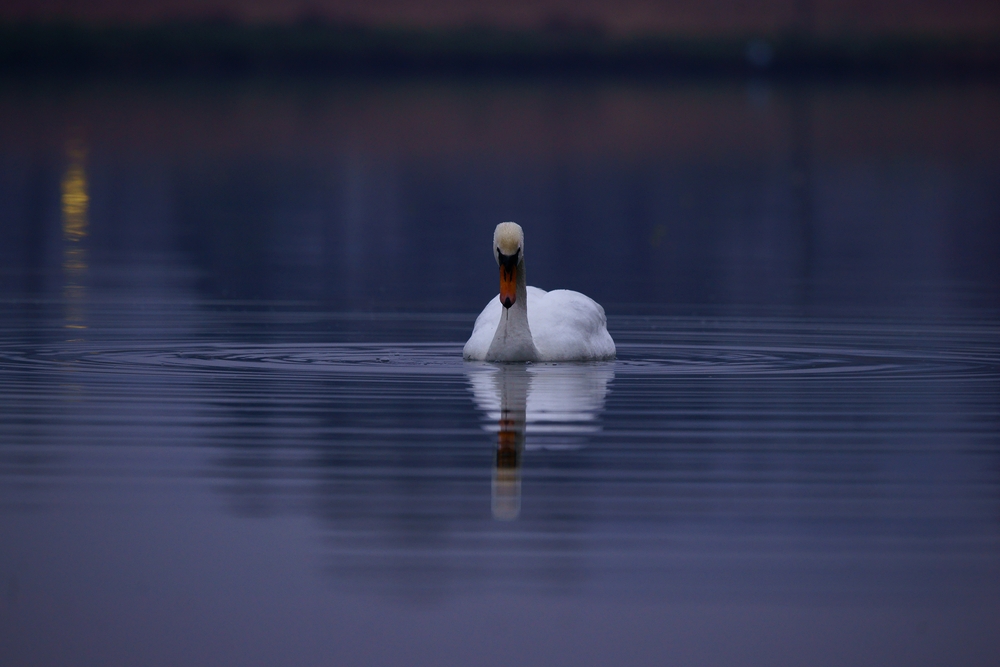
[486,259,538,362]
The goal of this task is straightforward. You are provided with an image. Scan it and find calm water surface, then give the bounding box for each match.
[1,75,999,666]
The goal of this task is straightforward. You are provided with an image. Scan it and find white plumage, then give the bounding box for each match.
[463,223,616,362]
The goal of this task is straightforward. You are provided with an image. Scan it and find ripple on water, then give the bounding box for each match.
[0,315,998,604]
[0,331,996,382]
[0,343,467,379]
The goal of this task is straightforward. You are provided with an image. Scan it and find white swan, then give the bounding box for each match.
[463,222,616,362]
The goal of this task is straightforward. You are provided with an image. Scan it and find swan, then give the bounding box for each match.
[463,222,616,362]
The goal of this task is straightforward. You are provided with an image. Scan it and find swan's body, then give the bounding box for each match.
[464,286,615,361]
[463,223,615,362]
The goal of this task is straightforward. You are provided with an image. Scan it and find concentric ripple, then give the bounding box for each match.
[0,328,997,381]
[615,343,1000,380]
[0,342,465,379]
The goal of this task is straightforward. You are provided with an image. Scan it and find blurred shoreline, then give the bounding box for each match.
[2,21,1000,77]
[2,74,997,160]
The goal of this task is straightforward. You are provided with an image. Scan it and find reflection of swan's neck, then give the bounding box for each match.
[486,259,538,362]
[492,413,523,521]
[492,365,529,520]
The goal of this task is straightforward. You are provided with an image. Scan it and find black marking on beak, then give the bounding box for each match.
[497,248,520,271]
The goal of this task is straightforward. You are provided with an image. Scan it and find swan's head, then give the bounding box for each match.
[493,222,524,309]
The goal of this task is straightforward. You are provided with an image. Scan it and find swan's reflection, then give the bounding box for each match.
[465,362,614,520]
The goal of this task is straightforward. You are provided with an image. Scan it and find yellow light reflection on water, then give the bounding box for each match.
[61,144,89,333]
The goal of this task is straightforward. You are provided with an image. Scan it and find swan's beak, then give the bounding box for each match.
[499,264,517,308]
[497,249,519,309]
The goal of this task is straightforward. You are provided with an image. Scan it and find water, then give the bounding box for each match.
[1,75,999,666]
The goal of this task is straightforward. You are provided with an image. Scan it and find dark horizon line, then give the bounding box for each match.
[2,21,1000,78]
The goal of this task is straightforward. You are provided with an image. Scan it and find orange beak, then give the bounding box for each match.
[499,264,517,308]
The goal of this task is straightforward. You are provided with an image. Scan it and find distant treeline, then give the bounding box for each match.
[1,22,999,76]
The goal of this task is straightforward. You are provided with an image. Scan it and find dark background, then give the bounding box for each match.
[1,77,998,317]
[2,1,999,318]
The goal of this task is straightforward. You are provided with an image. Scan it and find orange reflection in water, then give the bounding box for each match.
[61,143,89,334]
[493,413,524,521]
